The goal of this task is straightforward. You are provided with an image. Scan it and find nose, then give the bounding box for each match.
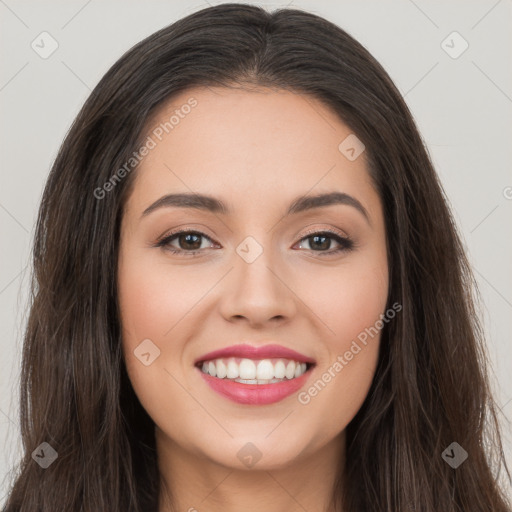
[218,244,297,328]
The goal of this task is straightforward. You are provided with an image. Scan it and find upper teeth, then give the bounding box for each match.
[200,358,308,381]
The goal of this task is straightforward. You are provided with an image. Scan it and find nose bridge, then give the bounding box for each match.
[219,232,296,324]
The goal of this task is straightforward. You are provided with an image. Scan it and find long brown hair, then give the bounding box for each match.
[2,4,511,511]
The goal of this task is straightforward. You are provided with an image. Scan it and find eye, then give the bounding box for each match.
[294,229,355,256]
[155,230,218,256]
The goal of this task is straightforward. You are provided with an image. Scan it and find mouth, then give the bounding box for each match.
[196,357,314,383]
[194,344,316,405]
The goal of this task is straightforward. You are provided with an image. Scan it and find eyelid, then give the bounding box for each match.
[155,227,218,249]
[156,224,217,243]
[298,225,349,240]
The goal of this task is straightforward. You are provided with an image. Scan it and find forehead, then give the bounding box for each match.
[126,86,377,218]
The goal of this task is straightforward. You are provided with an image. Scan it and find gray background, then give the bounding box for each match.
[1,0,511,503]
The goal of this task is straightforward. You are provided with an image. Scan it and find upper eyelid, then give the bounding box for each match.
[299,226,348,239]
[159,229,216,244]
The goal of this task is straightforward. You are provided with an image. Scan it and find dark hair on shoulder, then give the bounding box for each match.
[2,3,511,511]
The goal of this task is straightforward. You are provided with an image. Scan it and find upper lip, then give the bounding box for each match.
[195,343,316,365]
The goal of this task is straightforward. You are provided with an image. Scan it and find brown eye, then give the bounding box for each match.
[296,231,354,256]
[304,234,332,251]
[156,230,217,255]
[175,232,203,250]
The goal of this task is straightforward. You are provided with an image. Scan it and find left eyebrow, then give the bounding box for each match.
[287,192,370,223]
[141,191,370,224]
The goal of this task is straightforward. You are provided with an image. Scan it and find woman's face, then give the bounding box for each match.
[118,86,389,470]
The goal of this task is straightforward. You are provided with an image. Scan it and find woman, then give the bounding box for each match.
[2,3,510,511]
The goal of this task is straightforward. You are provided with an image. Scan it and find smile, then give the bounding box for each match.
[198,357,311,383]
[194,343,316,405]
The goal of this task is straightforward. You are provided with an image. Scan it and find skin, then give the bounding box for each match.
[117,86,389,512]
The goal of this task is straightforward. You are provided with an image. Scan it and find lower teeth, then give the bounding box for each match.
[232,377,286,384]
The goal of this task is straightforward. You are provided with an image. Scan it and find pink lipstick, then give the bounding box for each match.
[195,343,315,405]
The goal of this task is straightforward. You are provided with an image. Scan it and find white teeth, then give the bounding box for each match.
[295,363,306,378]
[235,378,284,384]
[226,360,239,379]
[274,360,286,378]
[239,359,256,379]
[285,361,296,380]
[256,360,274,380]
[199,357,311,382]
[216,360,227,379]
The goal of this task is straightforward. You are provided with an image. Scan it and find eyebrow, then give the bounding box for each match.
[141,191,370,223]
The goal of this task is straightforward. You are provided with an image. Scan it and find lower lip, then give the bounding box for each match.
[197,367,312,405]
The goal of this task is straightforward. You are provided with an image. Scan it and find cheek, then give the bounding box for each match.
[298,339,380,442]
[117,252,178,391]
[293,255,388,430]
[117,257,197,428]
[294,253,388,345]
[117,253,205,347]
[117,247,229,404]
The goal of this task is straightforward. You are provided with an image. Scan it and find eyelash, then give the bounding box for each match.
[154,228,355,257]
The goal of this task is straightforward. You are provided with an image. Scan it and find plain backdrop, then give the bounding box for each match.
[1,0,511,503]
